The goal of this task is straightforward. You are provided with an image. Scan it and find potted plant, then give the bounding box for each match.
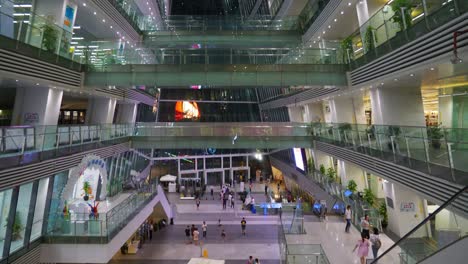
[364,26,377,53]
[379,203,388,229]
[363,188,375,206]
[427,124,444,149]
[41,21,58,53]
[390,0,414,31]
[319,164,326,175]
[326,167,336,181]
[340,36,354,63]
[82,181,91,201]
[347,180,358,193]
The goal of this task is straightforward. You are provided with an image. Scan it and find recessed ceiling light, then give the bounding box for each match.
[313,41,316,43]
[410,73,414,76]
[348,2,352,6]
[322,31,326,34]
[36,83,39,85]
[430,67,435,71]
[394,78,398,81]
[309,45,312,47]
[341,11,344,15]
[15,79,18,82]
[334,18,337,22]
[318,36,321,39]
[83,3,86,6]
[93,11,96,15]
[328,25,331,28]
[110,25,113,29]
[381,82,384,85]
[102,19,105,22]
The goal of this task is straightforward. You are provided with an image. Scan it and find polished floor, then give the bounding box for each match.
[109,185,398,264]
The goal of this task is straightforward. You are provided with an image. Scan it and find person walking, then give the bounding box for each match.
[149,221,154,240]
[265,184,268,195]
[193,228,200,245]
[361,214,370,239]
[247,256,254,264]
[345,205,352,233]
[241,217,247,235]
[231,196,235,209]
[196,198,200,210]
[191,224,196,239]
[353,233,370,264]
[221,229,226,242]
[202,221,207,238]
[185,225,191,244]
[255,258,260,264]
[370,227,382,261]
[210,186,214,200]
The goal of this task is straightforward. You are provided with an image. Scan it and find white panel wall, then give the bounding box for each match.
[115,103,138,123]
[304,102,324,123]
[86,98,117,124]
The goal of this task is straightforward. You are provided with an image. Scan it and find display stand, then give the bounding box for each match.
[168,182,177,193]
[88,220,101,235]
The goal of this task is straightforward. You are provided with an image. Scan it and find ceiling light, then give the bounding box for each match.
[36,83,39,86]
[348,2,352,6]
[15,79,18,82]
[430,67,435,71]
[334,19,337,22]
[410,73,414,76]
[381,82,384,85]
[110,25,113,29]
[83,3,86,6]
[394,78,398,81]
[93,11,96,15]
[102,19,106,22]
[73,26,81,29]
[328,25,331,28]
[341,11,344,15]
[318,36,321,39]
[322,31,326,34]
[313,41,316,44]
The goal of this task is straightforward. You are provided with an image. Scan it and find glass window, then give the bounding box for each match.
[0,189,13,259]
[30,178,50,241]
[47,171,69,234]
[10,182,33,253]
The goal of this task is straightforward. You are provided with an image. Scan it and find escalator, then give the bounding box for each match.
[369,186,468,263]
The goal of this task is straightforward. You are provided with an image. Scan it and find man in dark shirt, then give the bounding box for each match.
[241,217,247,235]
[185,226,191,244]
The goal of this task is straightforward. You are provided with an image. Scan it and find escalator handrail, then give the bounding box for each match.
[370,185,468,263]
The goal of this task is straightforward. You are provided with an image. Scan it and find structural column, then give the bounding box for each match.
[85,98,117,124]
[304,102,324,123]
[11,86,63,126]
[115,103,138,123]
[325,95,366,124]
[337,160,367,191]
[370,86,425,126]
[287,105,304,122]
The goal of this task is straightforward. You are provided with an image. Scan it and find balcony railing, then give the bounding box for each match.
[310,122,468,185]
[344,0,468,68]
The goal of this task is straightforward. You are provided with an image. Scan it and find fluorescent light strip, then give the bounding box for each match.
[13,13,30,16]
[72,37,84,40]
[14,4,32,7]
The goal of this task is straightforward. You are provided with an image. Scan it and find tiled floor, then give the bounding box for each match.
[109,185,400,264]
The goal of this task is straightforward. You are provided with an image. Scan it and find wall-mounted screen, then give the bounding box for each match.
[293,148,305,171]
[175,101,200,121]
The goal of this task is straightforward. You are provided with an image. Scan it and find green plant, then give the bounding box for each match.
[41,22,58,53]
[307,157,315,173]
[340,36,354,62]
[347,180,358,193]
[390,0,414,31]
[319,164,326,175]
[364,26,377,52]
[363,188,375,206]
[338,123,352,132]
[4,212,24,241]
[427,124,444,149]
[379,202,388,228]
[326,167,336,181]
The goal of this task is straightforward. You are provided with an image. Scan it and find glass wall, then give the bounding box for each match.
[30,178,50,241]
[10,182,33,253]
[0,189,12,259]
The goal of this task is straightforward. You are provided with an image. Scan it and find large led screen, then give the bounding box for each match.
[293,148,305,171]
[175,101,200,121]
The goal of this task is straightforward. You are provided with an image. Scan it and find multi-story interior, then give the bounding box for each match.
[0,0,467,264]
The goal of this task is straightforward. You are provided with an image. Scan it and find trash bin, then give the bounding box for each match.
[203,249,208,258]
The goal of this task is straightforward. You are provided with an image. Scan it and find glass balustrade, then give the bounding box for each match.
[45,181,158,243]
[310,122,468,185]
[344,0,468,68]
[287,244,331,264]
[369,186,468,264]
[0,0,84,70]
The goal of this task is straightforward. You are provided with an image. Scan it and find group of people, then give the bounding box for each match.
[247,256,260,264]
[185,223,204,245]
[221,185,235,210]
[346,205,382,264]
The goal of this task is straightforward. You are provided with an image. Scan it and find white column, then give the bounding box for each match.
[338,160,367,191]
[86,98,117,124]
[11,86,63,126]
[304,102,324,123]
[370,86,426,126]
[115,103,138,123]
[356,0,370,42]
[328,96,365,124]
[314,150,333,170]
[287,105,304,122]
[383,181,427,237]
[438,96,453,127]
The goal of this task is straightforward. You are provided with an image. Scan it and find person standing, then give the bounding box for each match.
[370,227,382,261]
[241,217,247,235]
[185,226,191,244]
[149,221,154,240]
[191,224,196,239]
[345,205,352,233]
[361,214,370,239]
[264,184,268,195]
[202,221,207,238]
[193,228,200,245]
[353,233,370,264]
[231,196,235,209]
[247,256,254,264]
[210,186,214,200]
[196,198,200,210]
[255,258,260,264]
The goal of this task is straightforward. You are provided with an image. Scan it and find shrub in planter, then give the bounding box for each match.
[427,125,444,149]
[390,0,414,31]
[379,203,389,229]
[363,188,375,206]
[347,180,358,193]
[41,22,58,53]
[326,167,336,181]
[319,164,326,175]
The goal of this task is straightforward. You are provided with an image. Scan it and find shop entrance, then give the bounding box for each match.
[205,170,225,186]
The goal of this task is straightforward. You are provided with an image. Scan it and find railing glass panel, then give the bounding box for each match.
[369,186,468,264]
